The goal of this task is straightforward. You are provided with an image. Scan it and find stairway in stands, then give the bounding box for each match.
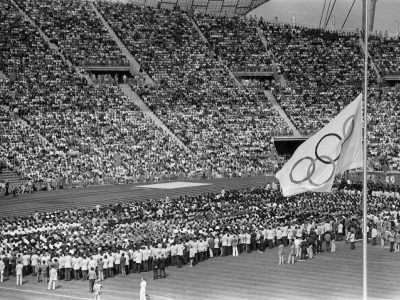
[256,26,302,135]
[118,84,191,152]
[89,2,155,86]
[191,18,299,136]
[190,18,243,88]
[264,91,301,136]
[9,0,94,85]
[358,37,383,83]
[0,168,22,186]
[256,26,288,88]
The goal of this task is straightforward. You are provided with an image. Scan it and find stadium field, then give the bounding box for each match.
[0,235,398,300]
[0,176,398,300]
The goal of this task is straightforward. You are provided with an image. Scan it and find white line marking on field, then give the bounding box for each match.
[137,182,211,189]
[0,286,91,299]
[102,289,174,300]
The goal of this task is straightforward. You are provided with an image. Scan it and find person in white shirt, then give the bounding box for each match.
[22,252,30,276]
[114,252,121,275]
[31,252,39,277]
[245,232,251,252]
[64,253,72,281]
[267,227,274,249]
[16,262,23,286]
[213,236,220,256]
[47,266,57,290]
[176,243,184,268]
[338,222,344,241]
[81,256,89,280]
[88,256,97,272]
[0,258,4,283]
[108,253,114,277]
[371,225,378,246]
[102,255,109,279]
[135,250,142,273]
[94,280,103,300]
[72,255,81,280]
[142,247,151,272]
[294,237,302,258]
[139,277,146,300]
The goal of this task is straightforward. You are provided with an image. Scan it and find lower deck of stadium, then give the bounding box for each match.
[0,177,399,300]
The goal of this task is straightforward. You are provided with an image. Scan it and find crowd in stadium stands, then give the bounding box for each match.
[194,14,273,72]
[14,0,129,67]
[367,85,400,171]
[260,22,364,135]
[99,3,290,176]
[369,34,400,75]
[1,0,400,192]
[0,1,201,192]
[2,182,400,285]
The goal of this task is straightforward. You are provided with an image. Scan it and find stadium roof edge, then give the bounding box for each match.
[101,0,271,16]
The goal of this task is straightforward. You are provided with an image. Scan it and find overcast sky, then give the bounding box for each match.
[250,0,400,34]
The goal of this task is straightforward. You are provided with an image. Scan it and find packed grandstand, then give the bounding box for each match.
[0,0,399,193]
[1,0,400,298]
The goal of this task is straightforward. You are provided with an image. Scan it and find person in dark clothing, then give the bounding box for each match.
[316,232,324,253]
[12,186,18,197]
[158,254,166,279]
[300,239,308,261]
[309,230,317,254]
[152,257,159,280]
[120,253,126,277]
[250,232,257,252]
[2,254,9,278]
[11,254,16,277]
[5,180,9,196]
[324,231,331,252]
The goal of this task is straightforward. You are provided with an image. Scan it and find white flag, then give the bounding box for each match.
[276,93,363,197]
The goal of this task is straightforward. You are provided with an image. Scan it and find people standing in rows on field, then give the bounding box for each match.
[2,183,400,288]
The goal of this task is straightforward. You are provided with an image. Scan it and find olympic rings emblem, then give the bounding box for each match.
[289,115,356,186]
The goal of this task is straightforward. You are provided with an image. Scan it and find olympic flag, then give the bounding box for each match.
[276,93,363,197]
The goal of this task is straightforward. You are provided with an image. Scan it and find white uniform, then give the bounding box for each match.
[140,280,146,300]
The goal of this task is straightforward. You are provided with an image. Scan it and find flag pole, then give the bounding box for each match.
[362,0,368,299]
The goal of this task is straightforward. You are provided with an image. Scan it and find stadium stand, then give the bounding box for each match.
[194,14,272,72]
[14,0,129,67]
[259,22,364,135]
[98,3,291,176]
[1,0,400,191]
[369,34,400,76]
[0,0,199,191]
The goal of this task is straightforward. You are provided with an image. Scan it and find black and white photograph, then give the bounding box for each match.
[0,0,400,299]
